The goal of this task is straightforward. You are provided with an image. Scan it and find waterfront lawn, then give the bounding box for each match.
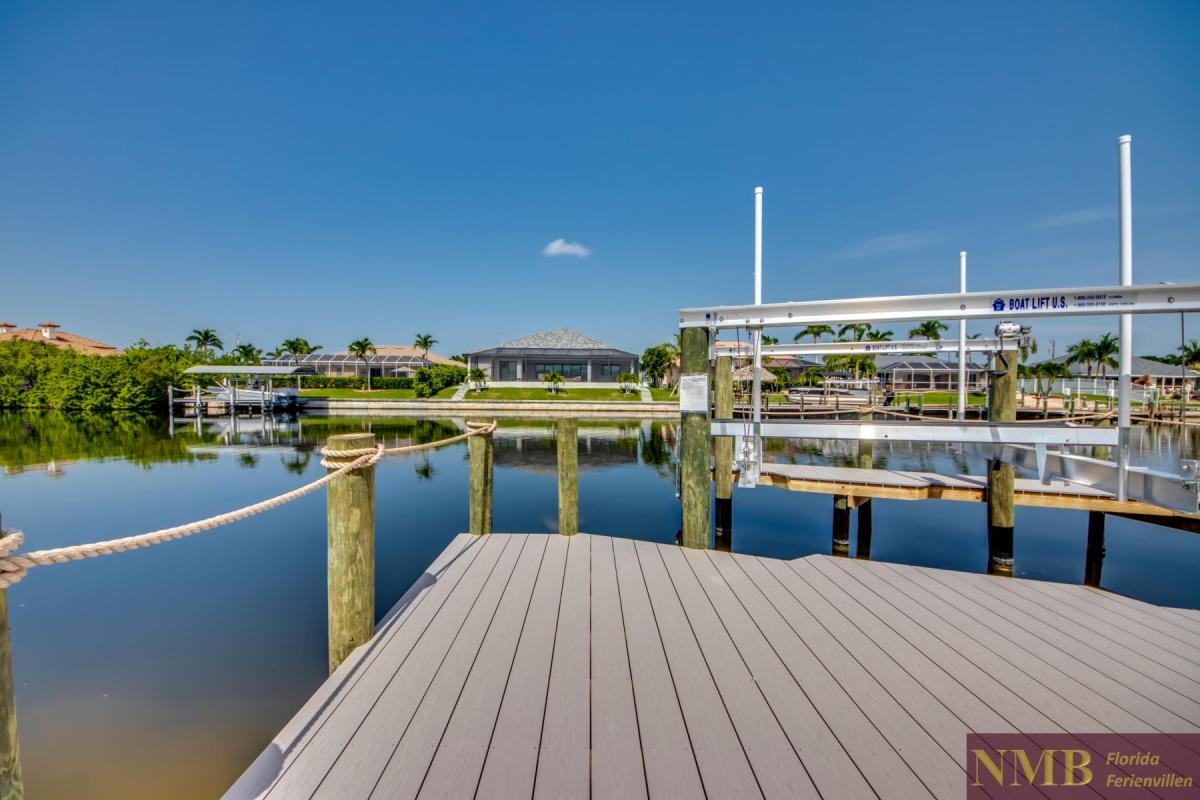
[462,387,642,401]
[301,387,458,399]
[648,388,676,401]
[904,391,988,405]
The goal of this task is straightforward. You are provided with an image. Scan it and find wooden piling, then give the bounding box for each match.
[855,500,873,560]
[679,327,712,549]
[714,355,734,540]
[325,432,376,674]
[987,352,1017,576]
[0,590,22,799]
[1084,511,1106,588]
[832,495,851,557]
[557,418,578,535]
[468,426,493,535]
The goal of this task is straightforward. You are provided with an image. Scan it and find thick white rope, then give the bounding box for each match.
[0,421,496,588]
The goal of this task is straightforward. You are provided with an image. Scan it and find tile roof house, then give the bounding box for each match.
[0,321,120,355]
[467,328,638,382]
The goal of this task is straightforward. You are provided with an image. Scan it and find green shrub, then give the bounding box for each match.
[413,364,467,397]
[297,375,414,390]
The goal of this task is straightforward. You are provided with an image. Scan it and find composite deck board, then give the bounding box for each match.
[255,533,497,799]
[474,534,569,799]
[316,533,530,798]
[611,537,705,800]
[1029,579,1200,661]
[733,554,961,800]
[373,534,546,799]
[684,548,885,800]
[415,534,553,798]
[533,535,591,800]
[978,574,1200,708]
[654,542,816,799]
[836,558,1107,733]
[634,539,764,798]
[589,536,649,800]
[228,533,1200,800]
[916,566,1200,737]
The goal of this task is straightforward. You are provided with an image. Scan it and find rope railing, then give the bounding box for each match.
[0,421,497,588]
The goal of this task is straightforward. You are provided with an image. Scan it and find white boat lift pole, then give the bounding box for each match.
[1117,135,1133,500]
[751,187,764,472]
[958,251,968,420]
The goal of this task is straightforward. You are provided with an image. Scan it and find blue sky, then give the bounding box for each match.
[2,1,1197,358]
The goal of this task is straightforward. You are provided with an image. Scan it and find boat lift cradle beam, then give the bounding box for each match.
[718,337,1017,357]
[679,282,1200,330]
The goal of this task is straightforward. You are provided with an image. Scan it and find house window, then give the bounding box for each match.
[498,361,518,380]
[598,363,623,378]
[535,363,586,379]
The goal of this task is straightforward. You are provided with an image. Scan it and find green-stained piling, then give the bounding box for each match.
[680,327,712,549]
[0,590,22,799]
[557,418,578,535]
[326,432,376,674]
[987,352,1016,576]
[469,425,494,535]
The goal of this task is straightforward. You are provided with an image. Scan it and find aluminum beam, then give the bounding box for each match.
[997,446,1198,515]
[710,419,1117,447]
[679,282,1200,329]
[721,338,1013,357]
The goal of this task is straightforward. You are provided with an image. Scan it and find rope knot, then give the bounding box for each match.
[0,531,28,588]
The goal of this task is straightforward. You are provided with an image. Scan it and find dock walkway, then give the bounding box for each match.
[227,532,1200,800]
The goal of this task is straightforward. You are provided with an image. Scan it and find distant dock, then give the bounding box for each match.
[226,532,1200,799]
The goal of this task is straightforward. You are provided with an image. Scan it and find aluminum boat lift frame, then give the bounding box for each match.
[678,138,1199,513]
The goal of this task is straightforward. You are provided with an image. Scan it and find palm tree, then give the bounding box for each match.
[186,328,224,357]
[347,337,377,390]
[414,333,437,359]
[280,337,322,358]
[795,325,834,344]
[467,367,488,392]
[908,320,948,340]
[1181,339,1200,369]
[1092,333,1119,377]
[864,329,893,341]
[232,343,262,364]
[761,334,779,346]
[838,323,872,342]
[1066,339,1098,377]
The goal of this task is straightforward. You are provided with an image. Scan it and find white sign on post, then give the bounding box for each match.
[679,374,709,413]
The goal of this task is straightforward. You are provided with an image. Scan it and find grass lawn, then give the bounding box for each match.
[902,391,988,405]
[648,388,676,401]
[460,387,645,401]
[301,387,458,399]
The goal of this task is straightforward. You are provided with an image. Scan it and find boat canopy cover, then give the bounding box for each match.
[183,365,319,376]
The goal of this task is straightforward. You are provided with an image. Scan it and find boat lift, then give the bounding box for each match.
[679,137,1200,514]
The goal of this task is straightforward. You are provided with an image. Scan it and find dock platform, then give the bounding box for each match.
[227,532,1200,800]
[757,462,1200,522]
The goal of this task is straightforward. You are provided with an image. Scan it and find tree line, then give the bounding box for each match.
[0,328,458,410]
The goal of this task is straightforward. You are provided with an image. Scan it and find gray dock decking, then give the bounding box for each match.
[226,532,1200,800]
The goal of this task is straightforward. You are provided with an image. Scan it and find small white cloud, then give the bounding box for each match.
[832,231,940,261]
[1029,206,1114,230]
[542,238,591,258]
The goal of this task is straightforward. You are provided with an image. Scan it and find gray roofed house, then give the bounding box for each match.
[875,354,987,391]
[467,327,639,382]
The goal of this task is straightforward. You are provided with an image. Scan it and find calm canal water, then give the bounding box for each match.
[1,410,1198,799]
